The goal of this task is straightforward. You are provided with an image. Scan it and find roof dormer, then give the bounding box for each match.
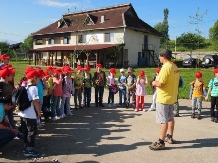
[83,14,95,26]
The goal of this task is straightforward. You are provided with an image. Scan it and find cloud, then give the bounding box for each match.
[37,0,80,8]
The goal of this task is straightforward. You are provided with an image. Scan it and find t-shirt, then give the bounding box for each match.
[53,77,63,96]
[118,75,127,89]
[74,73,84,90]
[156,61,180,105]
[0,103,5,122]
[190,80,206,98]
[18,85,39,119]
[36,80,43,99]
[126,75,136,87]
[107,72,115,86]
[208,78,218,97]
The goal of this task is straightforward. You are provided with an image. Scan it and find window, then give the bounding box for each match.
[49,38,54,44]
[104,33,114,42]
[63,37,69,44]
[78,35,86,43]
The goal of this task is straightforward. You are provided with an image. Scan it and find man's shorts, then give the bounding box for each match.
[156,102,174,123]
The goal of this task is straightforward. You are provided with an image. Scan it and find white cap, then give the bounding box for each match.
[120,68,125,73]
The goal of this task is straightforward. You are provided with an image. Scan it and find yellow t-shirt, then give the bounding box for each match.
[190,80,205,98]
[74,73,84,90]
[156,61,180,105]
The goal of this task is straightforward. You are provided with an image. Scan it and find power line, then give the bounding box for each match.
[0,32,27,37]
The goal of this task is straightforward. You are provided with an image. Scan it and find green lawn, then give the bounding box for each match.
[11,61,215,99]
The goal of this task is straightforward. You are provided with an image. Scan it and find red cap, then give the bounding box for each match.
[110,68,116,75]
[24,66,35,75]
[77,65,82,71]
[96,63,102,68]
[0,68,12,78]
[195,72,202,78]
[45,66,54,72]
[26,70,41,79]
[139,70,145,76]
[1,64,16,74]
[36,68,46,78]
[0,54,10,60]
[54,68,63,74]
[63,66,73,73]
[214,68,218,74]
[156,68,161,73]
[84,66,91,71]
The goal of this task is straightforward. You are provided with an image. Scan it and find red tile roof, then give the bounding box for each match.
[31,3,162,37]
[29,44,118,52]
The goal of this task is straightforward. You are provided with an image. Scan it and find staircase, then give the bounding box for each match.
[142,44,160,67]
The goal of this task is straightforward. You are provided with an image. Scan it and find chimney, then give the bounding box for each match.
[100,15,105,23]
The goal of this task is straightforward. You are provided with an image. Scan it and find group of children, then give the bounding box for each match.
[1,52,218,156]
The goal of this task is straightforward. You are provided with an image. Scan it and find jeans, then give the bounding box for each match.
[0,129,15,149]
[83,87,91,106]
[60,97,71,115]
[192,97,203,114]
[108,87,114,104]
[74,88,82,108]
[95,86,104,105]
[52,96,61,118]
[119,88,127,105]
[21,117,37,148]
[210,96,218,117]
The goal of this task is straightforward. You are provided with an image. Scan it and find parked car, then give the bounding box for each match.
[200,54,218,68]
[182,58,200,68]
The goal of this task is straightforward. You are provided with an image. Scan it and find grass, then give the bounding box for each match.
[11,61,215,99]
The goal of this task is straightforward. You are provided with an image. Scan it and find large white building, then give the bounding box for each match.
[30,3,162,68]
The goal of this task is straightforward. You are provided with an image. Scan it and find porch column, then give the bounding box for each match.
[51,53,54,66]
[48,53,51,66]
[34,53,36,66]
[95,52,98,68]
[86,53,90,66]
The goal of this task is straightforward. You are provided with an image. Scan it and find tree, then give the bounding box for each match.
[176,32,206,50]
[154,8,169,45]
[209,20,218,51]
[20,36,33,54]
[0,41,10,54]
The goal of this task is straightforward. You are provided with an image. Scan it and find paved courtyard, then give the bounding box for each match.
[1,89,218,163]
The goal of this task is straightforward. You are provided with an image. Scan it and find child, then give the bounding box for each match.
[107,68,116,107]
[83,66,92,107]
[135,70,148,112]
[51,68,62,121]
[18,69,41,156]
[189,72,207,120]
[126,67,136,109]
[148,68,161,111]
[118,68,127,107]
[60,66,75,117]
[74,66,84,109]
[205,68,218,123]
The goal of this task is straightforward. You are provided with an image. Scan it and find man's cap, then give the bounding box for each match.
[159,49,175,59]
[127,67,134,72]
[26,70,41,79]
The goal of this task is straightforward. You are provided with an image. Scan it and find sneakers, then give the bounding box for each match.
[148,108,156,111]
[165,137,174,144]
[37,123,44,129]
[149,141,165,150]
[197,114,201,120]
[143,109,146,112]
[174,113,180,117]
[60,114,66,118]
[135,109,139,112]
[108,104,111,108]
[112,103,116,107]
[67,112,74,116]
[191,113,195,118]
[214,118,218,123]
[24,149,40,157]
[52,117,57,121]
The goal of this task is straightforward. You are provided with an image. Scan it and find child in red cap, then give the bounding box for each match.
[135,70,148,112]
[189,72,207,119]
[83,66,92,107]
[107,68,117,107]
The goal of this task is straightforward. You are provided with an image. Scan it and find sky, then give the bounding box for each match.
[0,0,218,44]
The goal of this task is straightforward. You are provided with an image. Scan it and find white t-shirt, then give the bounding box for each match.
[18,85,39,119]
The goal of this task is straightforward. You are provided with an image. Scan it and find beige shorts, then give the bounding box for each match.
[156,102,174,123]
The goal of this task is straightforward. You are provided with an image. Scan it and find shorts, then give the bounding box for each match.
[156,102,174,123]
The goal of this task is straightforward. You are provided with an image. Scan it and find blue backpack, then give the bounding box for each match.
[179,76,184,88]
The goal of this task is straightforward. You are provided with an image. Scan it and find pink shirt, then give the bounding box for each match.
[108,72,115,86]
[53,77,62,96]
[135,78,147,96]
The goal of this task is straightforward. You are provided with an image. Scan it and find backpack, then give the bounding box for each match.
[12,85,34,111]
[0,82,12,104]
[179,76,184,88]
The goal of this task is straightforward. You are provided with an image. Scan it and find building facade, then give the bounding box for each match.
[30,3,162,68]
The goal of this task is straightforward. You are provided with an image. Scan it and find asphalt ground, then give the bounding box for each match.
[1,89,218,163]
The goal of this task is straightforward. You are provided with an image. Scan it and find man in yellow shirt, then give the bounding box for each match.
[149,49,179,150]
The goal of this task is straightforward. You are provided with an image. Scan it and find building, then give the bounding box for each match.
[30,3,162,68]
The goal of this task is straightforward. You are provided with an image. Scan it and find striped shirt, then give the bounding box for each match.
[208,78,218,97]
